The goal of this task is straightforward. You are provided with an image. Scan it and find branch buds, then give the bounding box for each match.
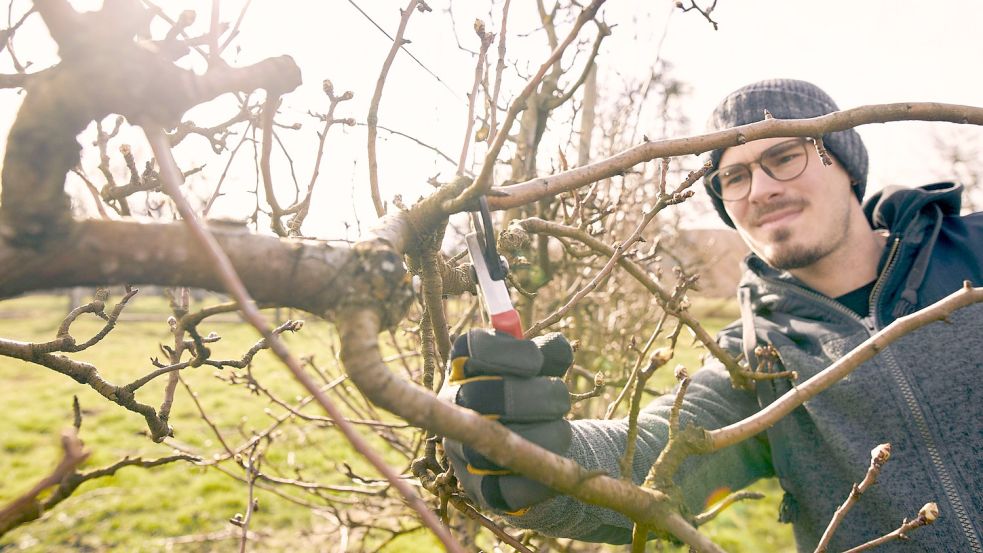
[870,443,892,466]
[323,79,354,103]
[649,347,673,370]
[674,364,690,381]
[918,502,939,524]
[177,10,196,28]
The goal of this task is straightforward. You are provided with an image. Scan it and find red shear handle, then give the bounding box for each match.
[490,309,523,339]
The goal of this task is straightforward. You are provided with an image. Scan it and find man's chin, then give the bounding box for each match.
[767,226,794,243]
[762,243,827,270]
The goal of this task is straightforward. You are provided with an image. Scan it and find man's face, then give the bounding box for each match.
[720,137,856,270]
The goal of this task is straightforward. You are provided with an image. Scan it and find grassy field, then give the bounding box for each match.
[0,291,793,552]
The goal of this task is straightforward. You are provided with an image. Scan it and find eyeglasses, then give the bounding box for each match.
[707,138,814,202]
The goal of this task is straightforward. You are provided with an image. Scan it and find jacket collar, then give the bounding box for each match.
[737,182,962,316]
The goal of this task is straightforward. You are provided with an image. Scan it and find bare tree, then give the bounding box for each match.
[1,2,981,552]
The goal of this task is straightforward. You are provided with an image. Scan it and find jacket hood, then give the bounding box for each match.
[862,181,962,232]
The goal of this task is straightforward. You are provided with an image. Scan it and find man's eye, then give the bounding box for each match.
[769,151,803,165]
[721,172,746,187]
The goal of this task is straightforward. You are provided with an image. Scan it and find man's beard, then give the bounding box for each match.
[763,214,850,270]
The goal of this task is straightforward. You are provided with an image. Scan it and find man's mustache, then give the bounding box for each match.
[750,198,809,226]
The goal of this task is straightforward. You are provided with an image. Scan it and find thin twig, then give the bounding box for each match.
[367,0,428,217]
[236,442,260,553]
[488,0,511,144]
[618,348,672,480]
[840,503,939,553]
[693,491,766,526]
[815,443,892,553]
[357,122,460,168]
[518,213,744,384]
[448,496,535,553]
[523,159,697,337]
[0,430,87,537]
[159,287,190,422]
[260,92,286,235]
[645,364,693,489]
[604,312,668,419]
[457,20,494,175]
[443,0,608,213]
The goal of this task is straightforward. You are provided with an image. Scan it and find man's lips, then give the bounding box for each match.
[755,207,802,228]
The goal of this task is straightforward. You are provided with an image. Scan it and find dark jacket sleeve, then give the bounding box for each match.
[503,359,774,543]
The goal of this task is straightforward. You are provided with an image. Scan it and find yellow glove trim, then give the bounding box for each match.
[449,356,468,382]
[452,374,503,386]
[466,463,511,476]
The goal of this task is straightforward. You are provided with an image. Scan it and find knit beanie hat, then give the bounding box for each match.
[703,79,869,228]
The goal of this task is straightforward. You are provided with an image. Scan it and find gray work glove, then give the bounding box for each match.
[441,329,574,515]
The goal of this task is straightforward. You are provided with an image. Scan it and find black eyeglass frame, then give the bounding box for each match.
[707,137,816,202]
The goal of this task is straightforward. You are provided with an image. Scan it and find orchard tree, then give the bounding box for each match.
[0,1,981,552]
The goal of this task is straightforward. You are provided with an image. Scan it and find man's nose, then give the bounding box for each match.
[745,165,785,204]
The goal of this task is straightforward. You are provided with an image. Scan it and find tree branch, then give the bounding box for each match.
[443,0,608,213]
[146,126,465,553]
[709,283,983,451]
[1,0,300,245]
[0,430,87,537]
[840,503,939,553]
[338,308,724,553]
[815,443,892,553]
[486,103,983,211]
[367,0,429,217]
[515,214,744,383]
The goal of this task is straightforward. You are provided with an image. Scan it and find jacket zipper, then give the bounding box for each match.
[868,238,983,553]
[760,236,981,552]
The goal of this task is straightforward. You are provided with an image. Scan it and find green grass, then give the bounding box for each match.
[0,291,425,552]
[0,292,793,552]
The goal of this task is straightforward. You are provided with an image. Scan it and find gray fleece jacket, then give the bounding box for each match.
[508,183,983,552]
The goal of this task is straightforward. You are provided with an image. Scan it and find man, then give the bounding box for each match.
[444,79,983,552]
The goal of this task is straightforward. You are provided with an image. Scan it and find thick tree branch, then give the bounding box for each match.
[486,103,983,211]
[1,0,300,245]
[0,219,406,319]
[338,308,724,553]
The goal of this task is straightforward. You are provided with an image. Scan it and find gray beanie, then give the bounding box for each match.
[704,79,868,228]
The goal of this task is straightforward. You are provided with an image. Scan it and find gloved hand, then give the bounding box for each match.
[441,329,575,515]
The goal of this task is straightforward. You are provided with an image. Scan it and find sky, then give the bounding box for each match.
[1,1,982,236]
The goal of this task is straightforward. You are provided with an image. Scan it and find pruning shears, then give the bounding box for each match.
[466,196,523,338]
